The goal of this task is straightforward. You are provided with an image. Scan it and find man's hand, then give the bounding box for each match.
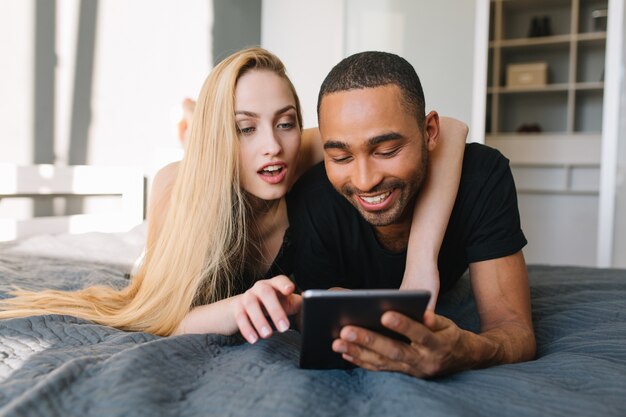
[331,310,486,377]
[231,275,302,344]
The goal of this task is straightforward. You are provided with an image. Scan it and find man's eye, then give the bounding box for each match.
[377,148,400,158]
[331,155,352,164]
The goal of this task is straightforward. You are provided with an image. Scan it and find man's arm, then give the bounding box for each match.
[468,250,535,364]
[332,251,535,377]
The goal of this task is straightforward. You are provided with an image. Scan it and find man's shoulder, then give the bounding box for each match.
[463,142,509,164]
[287,162,347,220]
[290,162,330,194]
[461,142,511,181]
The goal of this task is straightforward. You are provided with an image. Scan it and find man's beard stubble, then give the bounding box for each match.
[340,146,429,227]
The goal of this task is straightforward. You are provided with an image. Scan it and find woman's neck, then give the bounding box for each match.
[244,195,289,276]
[247,196,288,241]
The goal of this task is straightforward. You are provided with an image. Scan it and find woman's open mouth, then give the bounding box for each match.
[257,163,287,184]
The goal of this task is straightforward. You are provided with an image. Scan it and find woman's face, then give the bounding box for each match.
[236,70,301,201]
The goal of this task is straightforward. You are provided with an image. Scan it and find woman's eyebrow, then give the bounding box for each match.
[274,105,297,116]
[234,110,258,118]
[234,105,296,118]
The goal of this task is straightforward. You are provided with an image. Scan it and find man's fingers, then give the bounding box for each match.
[332,336,425,376]
[332,338,389,370]
[423,310,449,332]
[335,326,412,364]
[381,311,441,350]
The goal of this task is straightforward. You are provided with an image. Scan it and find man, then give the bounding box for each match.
[287,51,535,377]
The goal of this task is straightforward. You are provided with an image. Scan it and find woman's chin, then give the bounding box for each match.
[244,186,288,205]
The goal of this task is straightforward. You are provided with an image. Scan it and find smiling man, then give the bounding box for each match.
[287,51,536,377]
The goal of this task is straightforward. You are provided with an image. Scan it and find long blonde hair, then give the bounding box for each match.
[0,47,303,336]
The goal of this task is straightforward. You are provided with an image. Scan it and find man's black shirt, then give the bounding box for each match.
[286,143,527,293]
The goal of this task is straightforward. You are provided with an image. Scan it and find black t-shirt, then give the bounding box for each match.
[235,229,295,295]
[285,143,527,293]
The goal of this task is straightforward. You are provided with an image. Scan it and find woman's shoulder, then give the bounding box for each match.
[151,161,180,198]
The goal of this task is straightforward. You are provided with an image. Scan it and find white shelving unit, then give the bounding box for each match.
[485,0,610,266]
[486,0,607,166]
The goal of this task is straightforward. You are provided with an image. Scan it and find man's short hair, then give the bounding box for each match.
[317,51,426,128]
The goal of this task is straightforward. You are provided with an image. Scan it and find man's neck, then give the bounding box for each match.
[372,216,412,253]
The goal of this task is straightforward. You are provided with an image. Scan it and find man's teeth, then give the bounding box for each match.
[361,191,391,204]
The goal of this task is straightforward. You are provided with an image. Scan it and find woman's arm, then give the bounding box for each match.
[173,275,302,341]
[293,128,323,183]
[401,117,468,310]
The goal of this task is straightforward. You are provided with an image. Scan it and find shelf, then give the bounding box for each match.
[488,82,603,94]
[491,34,571,49]
[575,81,604,90]
[516,189,599,196]
[489,84,569,94]
[577,31,607,42]
[487,0,606,142]
[494,0,571,10]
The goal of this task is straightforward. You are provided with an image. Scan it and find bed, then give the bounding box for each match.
[1,223,625,417]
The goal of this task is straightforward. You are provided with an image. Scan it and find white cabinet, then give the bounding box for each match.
[484,0,623,266]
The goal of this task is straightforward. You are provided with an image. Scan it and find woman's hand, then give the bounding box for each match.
[231,275,302,344]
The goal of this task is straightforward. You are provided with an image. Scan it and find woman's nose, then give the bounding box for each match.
[262,128,282,156]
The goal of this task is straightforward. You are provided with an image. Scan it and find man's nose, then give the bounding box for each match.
[352,158,382,192]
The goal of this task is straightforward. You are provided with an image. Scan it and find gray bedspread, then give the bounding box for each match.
[1,252,625,417]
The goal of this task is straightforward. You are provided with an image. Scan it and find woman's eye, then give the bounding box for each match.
[237,126,255,135]
[277,122,295,130]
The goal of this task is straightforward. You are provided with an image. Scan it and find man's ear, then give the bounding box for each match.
[423,111,440,152]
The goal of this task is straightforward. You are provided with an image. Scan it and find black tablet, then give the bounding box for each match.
[299,289,430,369]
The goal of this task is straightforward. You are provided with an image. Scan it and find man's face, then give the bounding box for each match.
[319,85,436,227]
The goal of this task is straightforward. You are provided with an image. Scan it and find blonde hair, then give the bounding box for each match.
[0,47,303,336]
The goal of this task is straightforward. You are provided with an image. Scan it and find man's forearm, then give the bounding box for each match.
[463,323,536,369]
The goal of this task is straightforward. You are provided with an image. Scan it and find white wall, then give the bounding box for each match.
[344,0,477,138]
[88,0,211,174]
[261,0,345,129]
[0,0,35,165]
[0,0,211,221]
[262,0,479,133]
[0,0,211,180]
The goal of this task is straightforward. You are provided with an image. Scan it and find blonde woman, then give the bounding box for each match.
[0,48,466,342]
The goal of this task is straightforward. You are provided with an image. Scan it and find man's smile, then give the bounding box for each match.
[354,189,399,212]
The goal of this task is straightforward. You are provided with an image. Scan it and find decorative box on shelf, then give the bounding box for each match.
[506,62,548,88]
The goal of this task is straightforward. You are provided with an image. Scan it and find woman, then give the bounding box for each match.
[0,48,466,341]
